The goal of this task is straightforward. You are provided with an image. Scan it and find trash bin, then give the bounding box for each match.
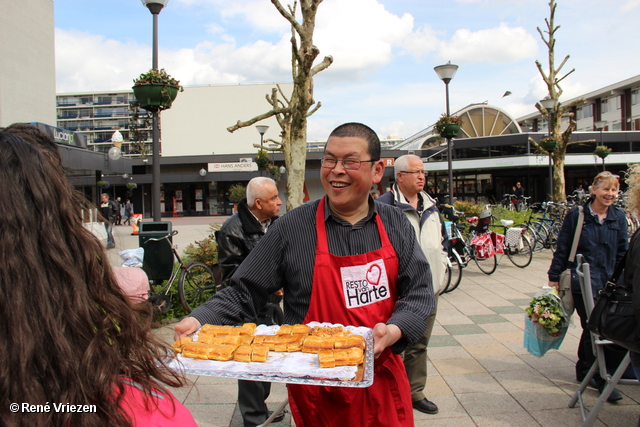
[138,221,173,281]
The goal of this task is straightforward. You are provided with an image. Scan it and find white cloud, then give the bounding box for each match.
[55,29,150,92]
[437,23,538,64]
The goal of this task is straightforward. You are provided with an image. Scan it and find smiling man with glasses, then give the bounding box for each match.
[175,122,434,426]
[378,154,447,415]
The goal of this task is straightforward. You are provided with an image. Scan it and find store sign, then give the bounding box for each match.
[31,122,88,148]
[208,162,258,172]
[381,158,395,167]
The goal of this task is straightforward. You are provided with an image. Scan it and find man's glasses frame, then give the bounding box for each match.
[320,157,376,170]
[400,170,428,177]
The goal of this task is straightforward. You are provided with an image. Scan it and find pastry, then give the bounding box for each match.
[333,335,366,350]
[207,344,237,361]
[291,324,310,336]
[233,345,253,363]
[251,344,270,363]
[277,325,293,335]
[302,336,335,353]
[181,342,214,360]
[317,350,335,368]
[171,336,193,353]
[310,326,347,337]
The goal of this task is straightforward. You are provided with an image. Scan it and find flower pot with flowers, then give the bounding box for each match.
[255,150,271,170]
[594,145,612,160]
[539,137,558,154]
[132,68,184,112]
[434,114,464,138]
[126,182,138,190]
[96,180,110,189]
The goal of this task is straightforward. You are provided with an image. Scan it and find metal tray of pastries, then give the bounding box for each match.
[167,321,374,387]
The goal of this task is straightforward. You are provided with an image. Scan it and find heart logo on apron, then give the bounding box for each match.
[366,264,381,286]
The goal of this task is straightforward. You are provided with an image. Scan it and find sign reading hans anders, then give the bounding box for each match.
[207,162,258,172]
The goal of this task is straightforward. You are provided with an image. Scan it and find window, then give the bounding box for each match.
[582,104,593,119]
[577,108,583,120]
[601,99,609,114]
[632,89,639,106]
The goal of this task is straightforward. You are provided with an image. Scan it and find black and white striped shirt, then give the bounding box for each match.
[190,197,435,352]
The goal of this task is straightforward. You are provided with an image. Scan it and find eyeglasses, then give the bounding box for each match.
[321,157,375,170]
[594,173,620,182]
[400,170,427,177]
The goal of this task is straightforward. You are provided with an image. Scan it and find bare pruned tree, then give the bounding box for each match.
[227,0,333,211]
[530,0,594,202]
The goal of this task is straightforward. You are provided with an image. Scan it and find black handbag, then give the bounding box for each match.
[587,250,640,353]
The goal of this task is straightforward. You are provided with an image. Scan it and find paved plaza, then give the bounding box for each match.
[107,217,640,426]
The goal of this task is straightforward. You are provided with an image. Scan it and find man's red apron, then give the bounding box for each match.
[287,196,413,426]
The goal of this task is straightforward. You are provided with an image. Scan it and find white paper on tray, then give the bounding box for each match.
[167,322,374,387]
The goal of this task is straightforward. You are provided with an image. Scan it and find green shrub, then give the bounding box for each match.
[228,184,247,204]
[152,224,222,324]
[182,224,222,270]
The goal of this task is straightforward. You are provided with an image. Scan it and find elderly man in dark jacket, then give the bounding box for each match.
[215,177,284,427]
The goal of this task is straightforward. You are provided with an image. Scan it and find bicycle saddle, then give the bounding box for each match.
[501,219,514,227]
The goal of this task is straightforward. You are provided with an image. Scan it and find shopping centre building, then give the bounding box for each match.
[6,1,640,217]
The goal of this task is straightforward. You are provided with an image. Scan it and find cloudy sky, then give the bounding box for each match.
[54,0,640,141]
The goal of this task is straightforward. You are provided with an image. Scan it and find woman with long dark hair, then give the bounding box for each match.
[0,133,196,426]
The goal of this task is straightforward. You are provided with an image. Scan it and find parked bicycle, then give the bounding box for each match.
[141,230,222,313]
[488,215,533,268]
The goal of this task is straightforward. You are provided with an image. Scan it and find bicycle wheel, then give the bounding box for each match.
[532,221,550,251]
[506,232,533,268]
[442,250,463,293]
[473,249,497,275]
[441,263,452,295]
[179,262,217,313]
[548,223,560,252]
[514,223,539,253]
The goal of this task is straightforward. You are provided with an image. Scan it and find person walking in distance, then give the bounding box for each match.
[378,154,447,415]
[215,177,285,427]
[100,193,119,249]
[123,198,133,226]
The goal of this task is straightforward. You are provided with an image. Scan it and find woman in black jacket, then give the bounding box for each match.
[548,171,628,400]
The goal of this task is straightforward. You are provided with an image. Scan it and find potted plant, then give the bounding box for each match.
[539,136,558,153]
[96,180,110,188]
[228,184,247,212]
[126,182,138,189]
[255,149,271,170]
[434,113,464,138]
[594,145,612,159]
[132,68,184,112]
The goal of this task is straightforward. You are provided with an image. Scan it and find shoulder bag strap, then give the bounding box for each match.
[568,206,584,263]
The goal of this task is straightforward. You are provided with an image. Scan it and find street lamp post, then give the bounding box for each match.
[540,97,558,202]
[594,121,606,171]
[256,125,269,177]
[256,125,269,150]
[434,62,459,206]
[141,0,169,221]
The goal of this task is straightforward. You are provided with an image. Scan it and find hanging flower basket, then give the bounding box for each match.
[540,137,558,153]
[126,182,138,189]
[594,145,611,159]
[132,68,183,112]
[255,150,271,170]
[96,180,110,188]
[434,114,463,138]
[132,84,180,111]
